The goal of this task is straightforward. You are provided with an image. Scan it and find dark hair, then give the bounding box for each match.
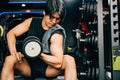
[44,0,66,21]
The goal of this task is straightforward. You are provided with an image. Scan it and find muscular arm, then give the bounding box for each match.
[7,18,32,55]
[40,33,64,69]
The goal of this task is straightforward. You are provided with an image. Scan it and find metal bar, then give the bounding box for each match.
[8,0,46,4]
[0,9,43,16]
[97,0,105,80]
[110,0,119,46]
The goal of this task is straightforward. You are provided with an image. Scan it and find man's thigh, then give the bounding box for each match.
[45,65,62,77]
[15,58,31,77]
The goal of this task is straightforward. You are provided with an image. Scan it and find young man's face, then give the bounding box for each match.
[43,12,61,28]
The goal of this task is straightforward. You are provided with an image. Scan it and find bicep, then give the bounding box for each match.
[50,33,64,58]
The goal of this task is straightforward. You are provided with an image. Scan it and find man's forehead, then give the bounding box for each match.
[52,12,60,18]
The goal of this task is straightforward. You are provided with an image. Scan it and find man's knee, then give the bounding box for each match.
[4,55,17,66]
[61,55,76,69]
[64,55,76,64]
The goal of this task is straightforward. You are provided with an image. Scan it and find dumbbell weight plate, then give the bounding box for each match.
[23,36,42,58]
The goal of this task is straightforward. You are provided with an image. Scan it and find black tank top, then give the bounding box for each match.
[27,17,46,42]
[27,17,63,54]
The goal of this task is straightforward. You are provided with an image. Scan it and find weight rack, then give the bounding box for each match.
[109,0,119,80]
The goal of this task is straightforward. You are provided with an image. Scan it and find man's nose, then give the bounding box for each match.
[52,18,57,24]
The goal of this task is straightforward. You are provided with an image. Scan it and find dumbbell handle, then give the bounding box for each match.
[80,39,86,42]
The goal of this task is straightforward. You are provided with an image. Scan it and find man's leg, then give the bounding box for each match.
[45,55,77,80]
[61,55,77,80]
[1,55,31,80]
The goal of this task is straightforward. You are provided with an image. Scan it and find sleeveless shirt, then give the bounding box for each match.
[27,17,46,42]
[27,17,66,54]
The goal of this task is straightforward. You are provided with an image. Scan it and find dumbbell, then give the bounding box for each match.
[22,36,42,58]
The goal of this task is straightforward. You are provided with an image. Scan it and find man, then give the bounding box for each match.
[1,0,77,80]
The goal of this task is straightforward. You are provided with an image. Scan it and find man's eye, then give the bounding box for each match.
[50,16,54,19]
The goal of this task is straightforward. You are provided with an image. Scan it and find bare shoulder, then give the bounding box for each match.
[7,17,33,36]
[23,17,33,26]
[25,17,33,22]
[17,17,33,30]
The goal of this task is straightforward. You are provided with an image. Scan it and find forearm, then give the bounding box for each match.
[40,53,63,69]
[7,32,17,54]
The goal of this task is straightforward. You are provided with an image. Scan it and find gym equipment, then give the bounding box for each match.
[80,0,97,22]
[0,25,4,38]
[73,28,98,49]
[85,31,98,48]
[22,36,42,58]
[112,46,120,70]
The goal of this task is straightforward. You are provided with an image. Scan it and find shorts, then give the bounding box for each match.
[26,57,48,78]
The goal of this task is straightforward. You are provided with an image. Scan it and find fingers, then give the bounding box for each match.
[11,52,24,63]
[18,52,24,63]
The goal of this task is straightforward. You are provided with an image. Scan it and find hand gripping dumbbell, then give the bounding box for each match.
[22,36,42,58]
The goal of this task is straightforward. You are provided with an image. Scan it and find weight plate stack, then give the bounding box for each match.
[82,0,97,22]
